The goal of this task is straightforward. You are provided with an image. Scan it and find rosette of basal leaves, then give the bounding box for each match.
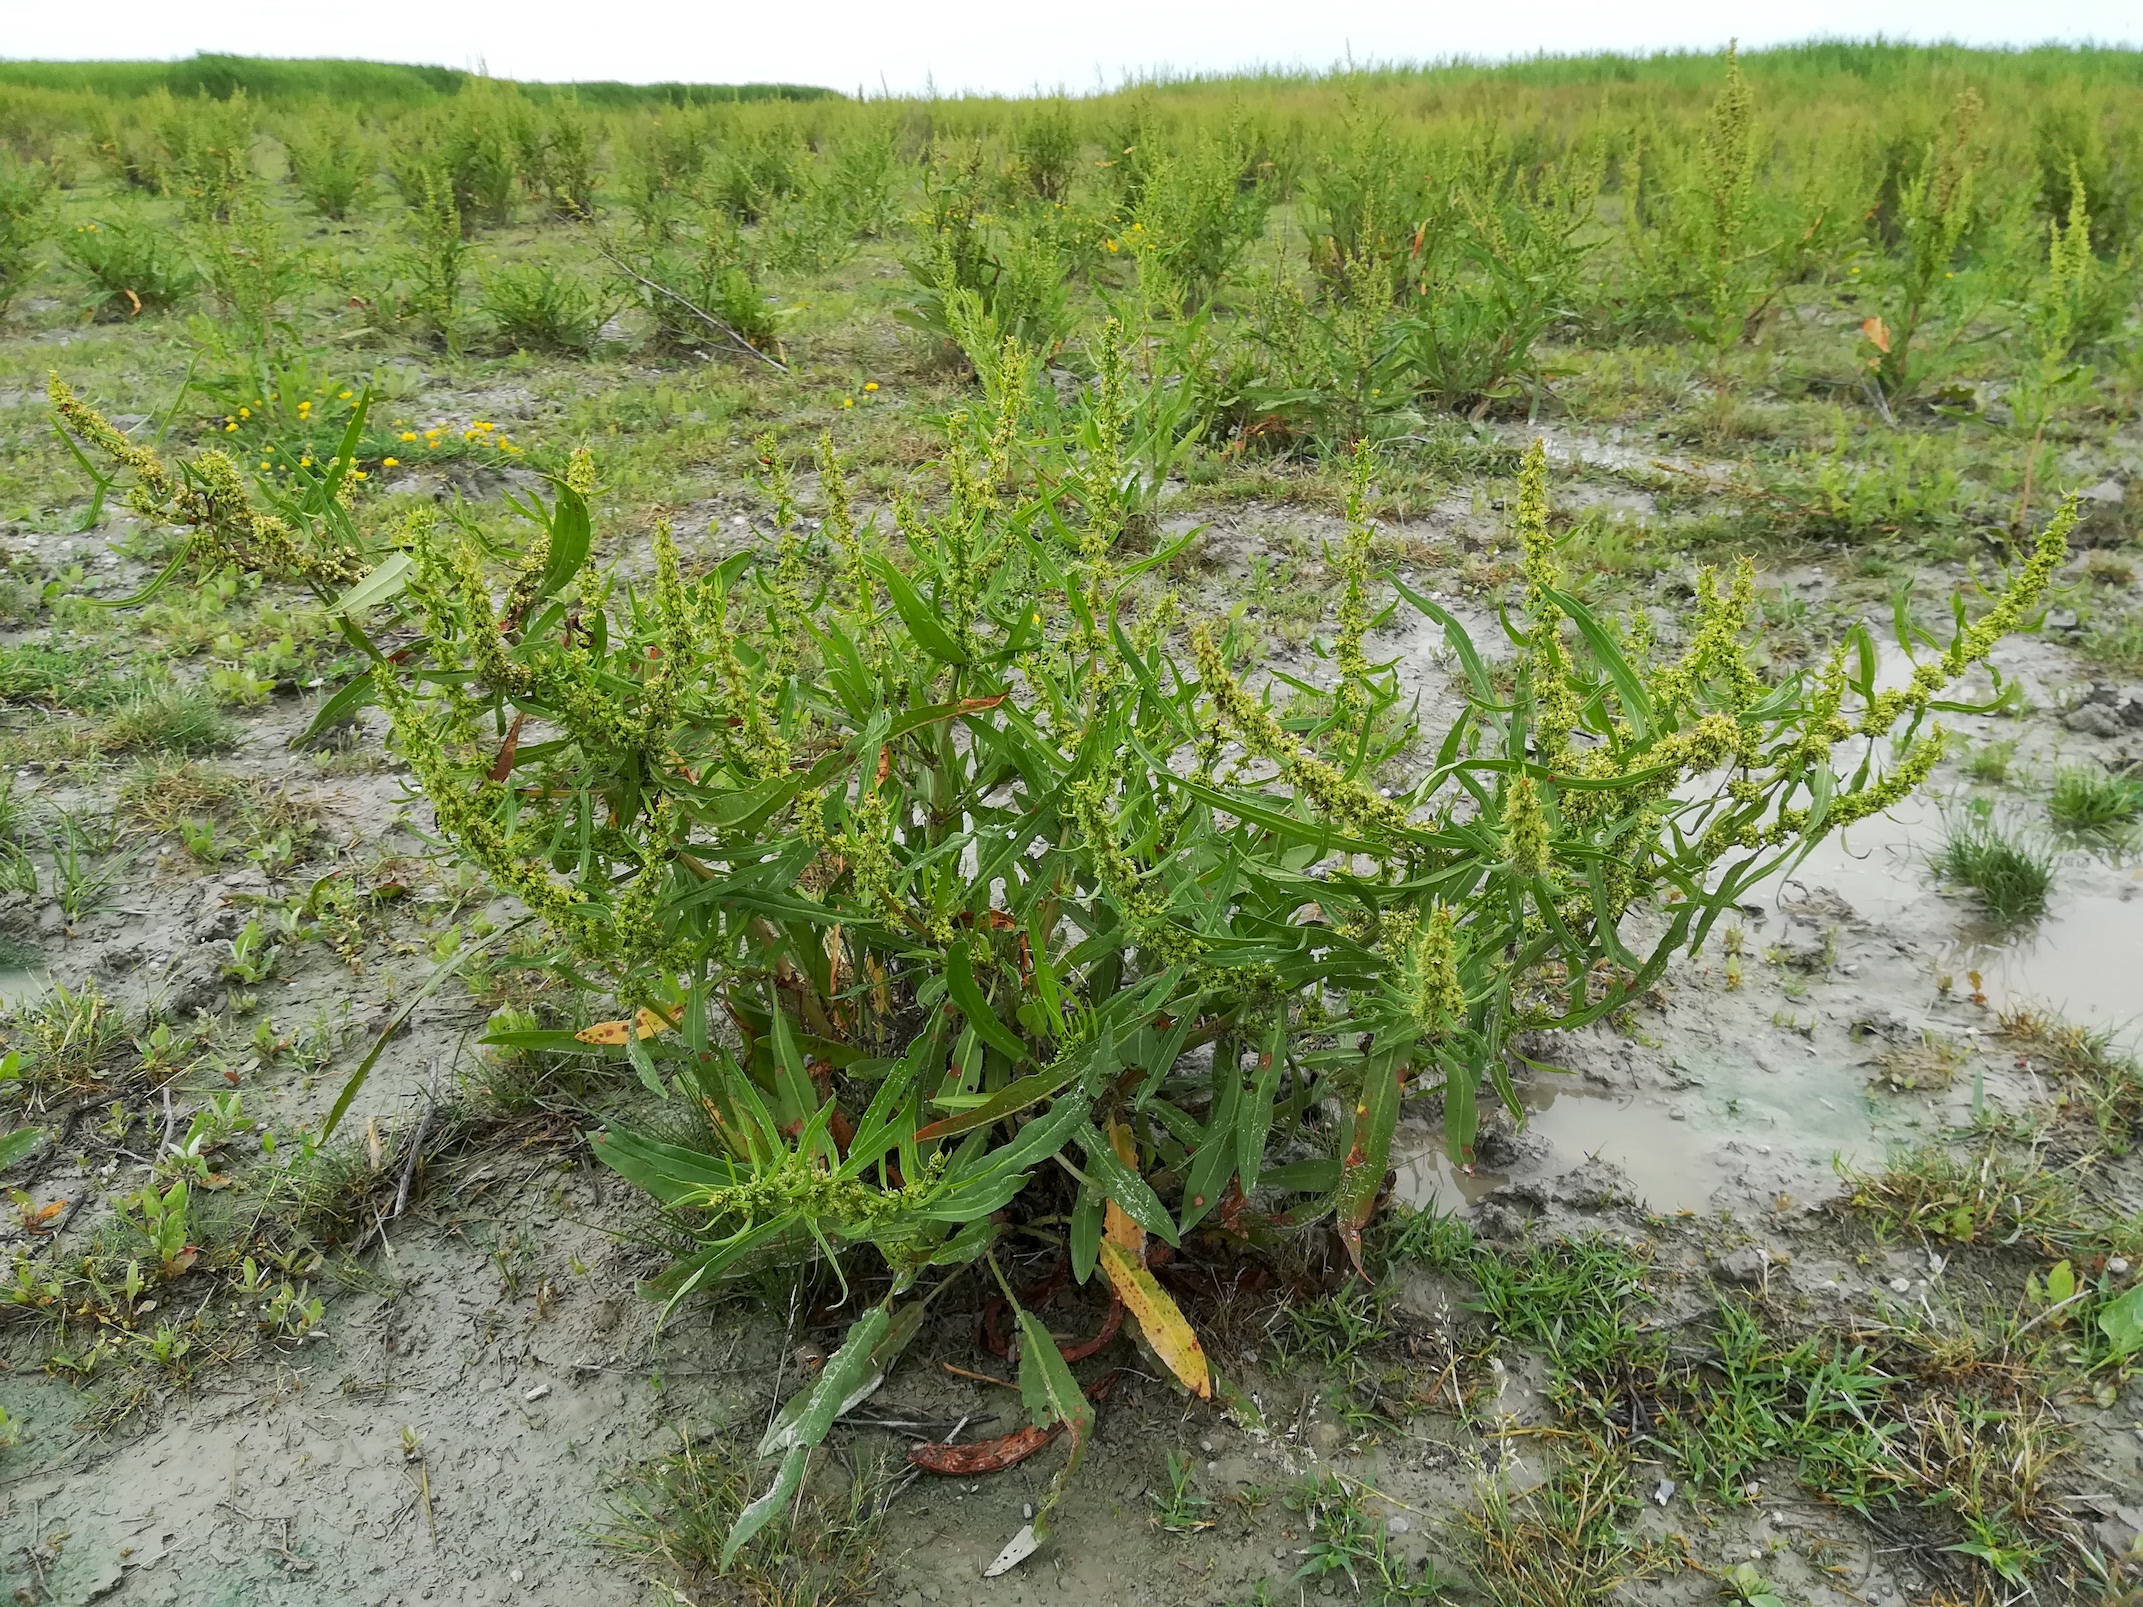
[53,355,2069,1350]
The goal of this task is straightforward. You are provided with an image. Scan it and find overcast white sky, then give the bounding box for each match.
[6,0,2139,95]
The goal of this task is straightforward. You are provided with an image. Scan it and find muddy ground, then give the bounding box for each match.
[3,405,2143,1607]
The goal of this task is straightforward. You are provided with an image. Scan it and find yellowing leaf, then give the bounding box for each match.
[1100,1115,1148,1255]
[1098,1238,1210,1399]
[1103,1200,1145,1256]
[1104,1116,1138,1167]
[575,1009,671,1045]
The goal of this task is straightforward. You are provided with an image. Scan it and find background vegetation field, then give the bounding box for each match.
[0,41,2141,1607]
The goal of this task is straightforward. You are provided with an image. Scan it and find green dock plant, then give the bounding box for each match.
[1858,89,1988,410]
[0,155,56,315]
[281,109,374,222]
[50,347,2072,1564]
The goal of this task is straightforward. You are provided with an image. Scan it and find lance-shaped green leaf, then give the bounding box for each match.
[1076,1123,1180,1247]
[1235,1009,1288,1198]
[329,551,413,616]
[1336,1053,1404,1278]
[537,487,592,598]
[1179,1067,1241,1233]
[1541,583,1653,740]
[0,1127,42,1171]
[915,1058,1078,1143]
[1015,1305,1093,1542]
[725,1302,894,1568]
[945,940,1031,1064]
[874,557,970,665]
[761,1299,919,1453]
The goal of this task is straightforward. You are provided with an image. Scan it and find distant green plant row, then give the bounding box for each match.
[0,53,838,107]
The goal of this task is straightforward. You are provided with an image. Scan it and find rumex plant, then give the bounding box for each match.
[49,351,2070,1559]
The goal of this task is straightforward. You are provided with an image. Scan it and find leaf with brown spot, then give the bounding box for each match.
[1098,1238,1210,1399]
[574,1008,671,1045]
[1102,1116,1146,1256]
[1335,1057,1403,1280]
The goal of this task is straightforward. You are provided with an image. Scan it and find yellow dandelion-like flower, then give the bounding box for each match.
[400,432,417,442]
[351,470,368,480]
[238,407,251,419]
[338,390,353,400]
[299,456,312,467]
[841,397,853,408]
[225,422,238,433]
[383,457,400,467]
[863,381,878,392]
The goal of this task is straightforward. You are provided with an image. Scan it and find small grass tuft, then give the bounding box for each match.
[1458,1446,1653,1607]
[1874,1032,1967,1091]
[1842,1141,2080,1251]
[117,757,241,832]
[2077,614,2143,675]
[98,683,238,756]
[1998,1007,2143,1151]
[603,1428,896,1607]
[1936,811,2053,925]
[481,263,605,354]
[2046,764,2143,834]
[1958,737,2018,784]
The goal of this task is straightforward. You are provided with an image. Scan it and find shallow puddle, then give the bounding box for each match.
[1735,774,2143,1038]
[1957,884,2143,1032]
[1409,760,2143,1217]
[1396,1082,1732,1215]
[0,968,51,1011]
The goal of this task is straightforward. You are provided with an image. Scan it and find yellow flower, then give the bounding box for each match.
[841,397,854,408]
[299,457,312,467]
[383,457,400,467]
[224,422,238,433]
[238,407,251,419]
[400,431,417,442]
[351,470,368,480]
[338,390,353,399]
[863,381,878,392]
[259,461,271,470]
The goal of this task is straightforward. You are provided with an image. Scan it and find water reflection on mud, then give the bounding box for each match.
[0,968,51,1011]
[1396,1083,1731,1216]
[1753,791,2143,1033]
